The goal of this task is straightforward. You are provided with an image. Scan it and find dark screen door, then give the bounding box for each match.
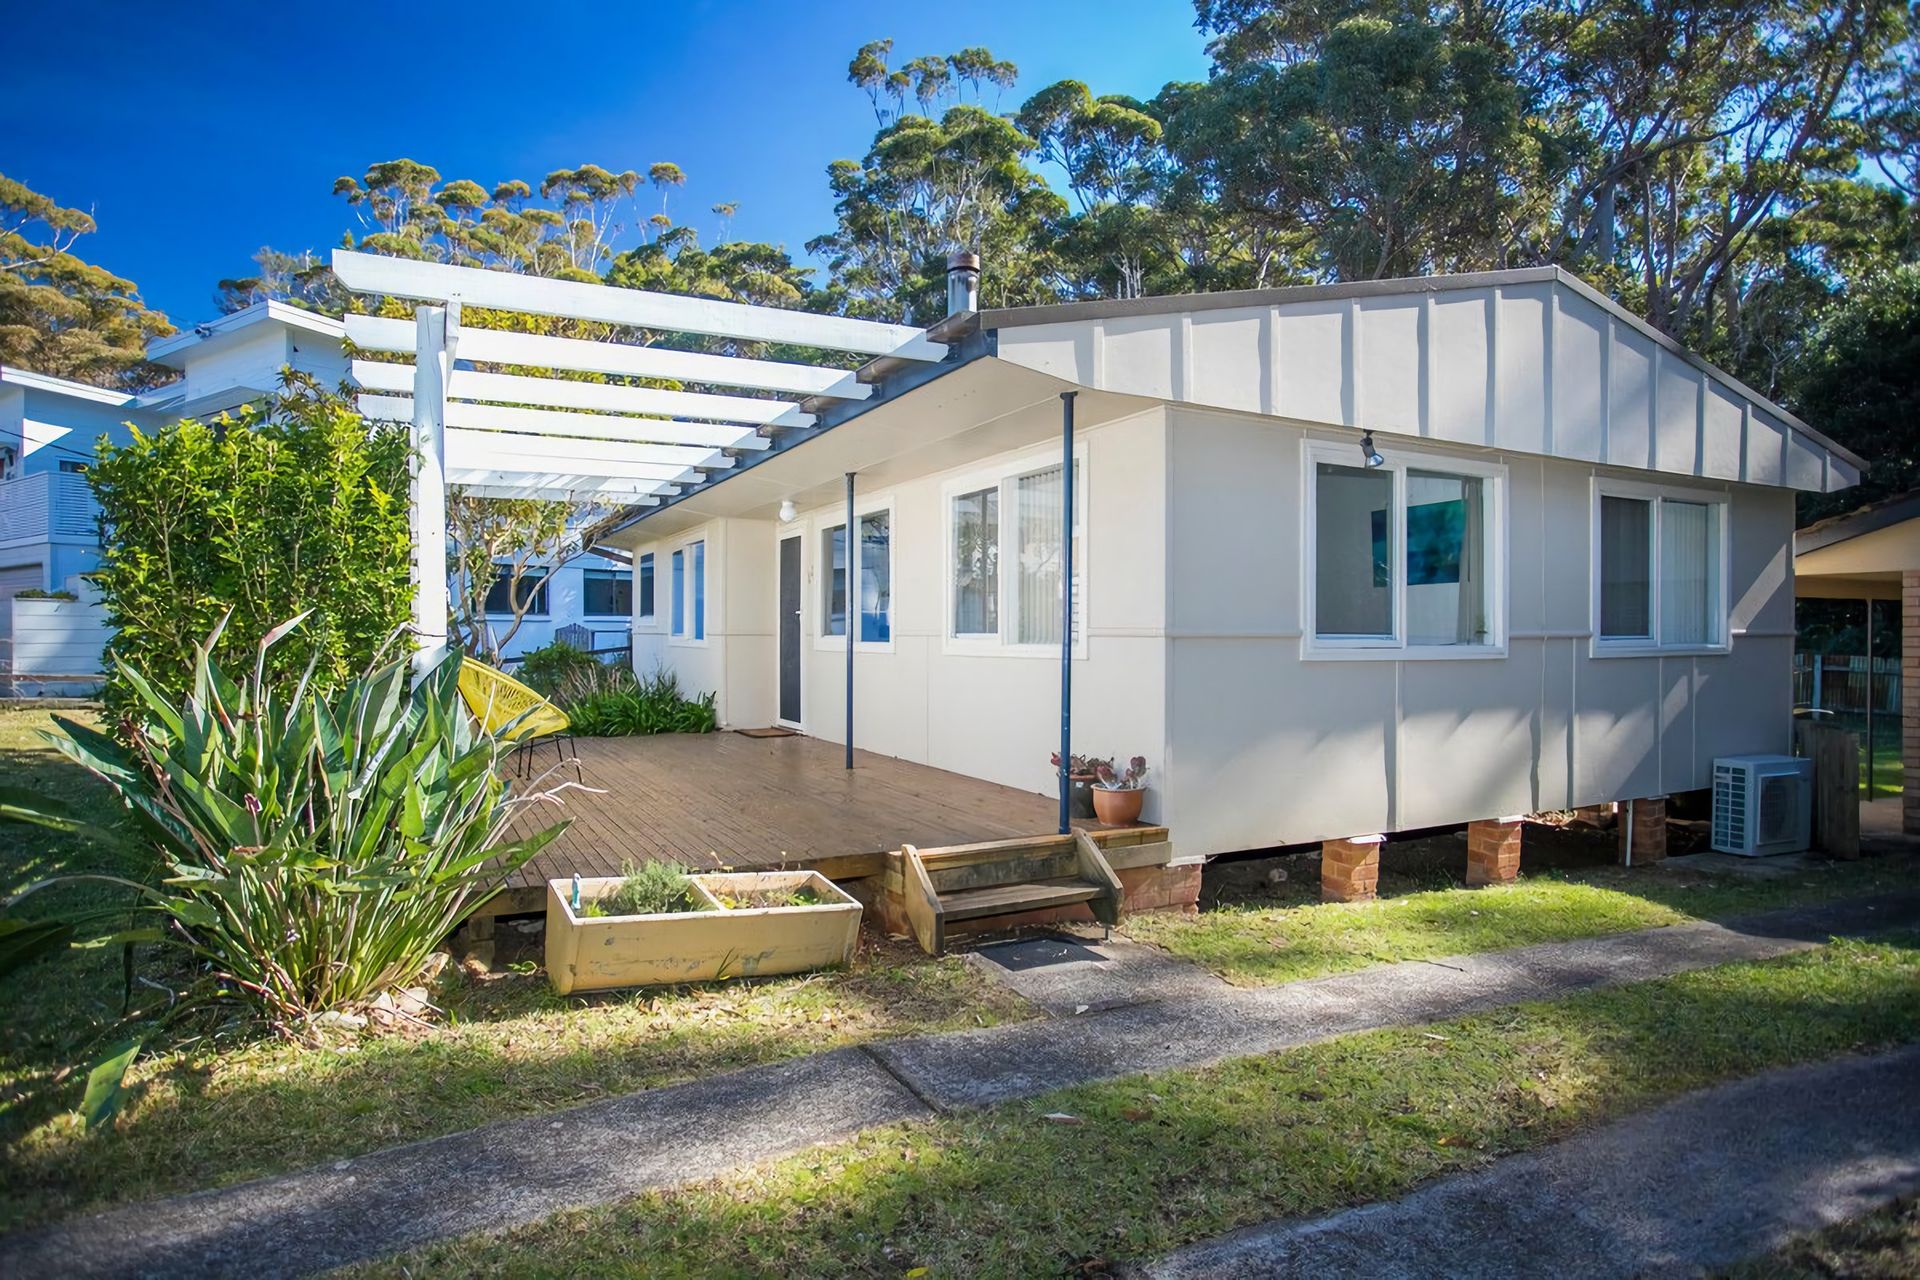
[778,535,801,724]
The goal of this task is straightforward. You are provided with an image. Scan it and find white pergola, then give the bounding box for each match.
[332,250,946,674]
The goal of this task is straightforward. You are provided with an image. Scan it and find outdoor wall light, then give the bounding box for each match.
[1360,432,1386,468]
[778,499,797,523]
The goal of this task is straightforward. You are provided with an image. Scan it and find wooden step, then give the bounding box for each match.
[899,831,1126,956]
[939,878,1101,922]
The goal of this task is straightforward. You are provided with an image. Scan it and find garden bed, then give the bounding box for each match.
[545,870,863,994]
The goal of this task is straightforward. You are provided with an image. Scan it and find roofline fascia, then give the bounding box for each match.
[147,300,345,366]
[0,365,140,406]
[1794,489,1920,555]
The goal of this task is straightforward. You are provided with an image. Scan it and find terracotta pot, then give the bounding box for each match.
[1092,785,1145,825]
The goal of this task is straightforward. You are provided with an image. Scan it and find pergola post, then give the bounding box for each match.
[411,304,453,676]
[845,470,855,771]
[1058,390,1077,836]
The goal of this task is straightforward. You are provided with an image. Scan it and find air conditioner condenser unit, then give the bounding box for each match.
[1711,755,1813,857]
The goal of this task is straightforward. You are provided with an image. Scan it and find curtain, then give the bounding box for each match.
[1599,496,1651,638]
[1660,501,1712,645]
[1016,466,1064,645]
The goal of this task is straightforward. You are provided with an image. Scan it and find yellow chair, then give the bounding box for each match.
[457,659,579,778]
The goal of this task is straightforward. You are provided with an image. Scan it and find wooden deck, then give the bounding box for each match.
[489,732,1165,915]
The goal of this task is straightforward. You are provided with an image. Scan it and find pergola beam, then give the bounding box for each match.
[345,314,871,400]
[334,250,943,359]
[443,429,724,471]
[354,360,809,426]
[357,395,773,450]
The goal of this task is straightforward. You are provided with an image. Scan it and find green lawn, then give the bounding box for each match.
[1861,738,1904,798]
[0,710,1030,1233]
[1125,847,1915,986]
[357,935,1920,1278]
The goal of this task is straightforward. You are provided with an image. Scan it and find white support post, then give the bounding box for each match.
[411,305,453,677]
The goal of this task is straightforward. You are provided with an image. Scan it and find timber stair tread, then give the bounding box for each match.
[939,878,1103,921]
[898,831,1126,955]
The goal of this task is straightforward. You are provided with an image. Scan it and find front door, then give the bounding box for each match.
[778,534,802,724]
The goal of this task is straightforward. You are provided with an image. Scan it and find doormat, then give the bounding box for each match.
[736,726,798,738]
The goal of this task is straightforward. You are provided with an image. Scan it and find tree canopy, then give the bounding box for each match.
[0,174,172,387]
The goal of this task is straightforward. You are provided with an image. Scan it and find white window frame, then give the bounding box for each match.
[1300,438,1508,661]
[940,443,1089,659]
[1589,477,1731,658]
[634,551,659,632]
[669,533,710,648]
[813,497,897,653]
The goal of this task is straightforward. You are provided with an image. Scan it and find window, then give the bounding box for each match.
[689,539,707,641]
[821,524,848,637]
[952,487,998,637]
[637,553,655,624]
[58,459,88,474]
[1013,465,1076,645]
[582,567,631,617]
[859,510,891,643]
[484,567,549,617]
[820,510,893,644]
[1305,443,1501,655]
[1594,484,1724,651]
[670,550,685,636]
[946,455,1084,651]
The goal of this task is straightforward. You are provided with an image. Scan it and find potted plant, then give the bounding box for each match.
[1091,756,1149,825]
[1051,752,1109,820]
[546,861,862,994]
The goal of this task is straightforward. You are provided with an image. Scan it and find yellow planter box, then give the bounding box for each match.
[545,870,863,995]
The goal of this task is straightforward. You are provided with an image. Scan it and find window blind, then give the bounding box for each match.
[1659,500,1712,645]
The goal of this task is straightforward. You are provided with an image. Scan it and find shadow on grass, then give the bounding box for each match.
[358,935,1920,1278]
[0,927,1025,1233]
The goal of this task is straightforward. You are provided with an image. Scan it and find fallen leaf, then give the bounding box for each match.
[1121,1107,1153,1122]
[1042,1112,1083,1125]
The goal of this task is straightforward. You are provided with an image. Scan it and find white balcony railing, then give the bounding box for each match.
[0,471,100,545]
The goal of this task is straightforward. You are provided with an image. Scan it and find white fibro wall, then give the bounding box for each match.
[624,410,1172,815]
[1164,402,1794,860]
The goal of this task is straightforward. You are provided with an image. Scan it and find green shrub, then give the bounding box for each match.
[11,588,77,601]
[87,374,411,716]
[584,860,706,917]
[8,614,566,1027]
[563,663,718,736]
[515,641,603,698]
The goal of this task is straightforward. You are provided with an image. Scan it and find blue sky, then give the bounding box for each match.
[3,0,1213,325]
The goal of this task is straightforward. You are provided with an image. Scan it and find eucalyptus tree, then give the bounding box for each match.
[1170,1,1555,281]
[1533,0,1913,342]
[0,173,173,386]
[814,42,1065,323]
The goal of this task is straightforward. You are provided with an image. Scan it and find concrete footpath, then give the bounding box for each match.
[4,892,1916,1279]
[1145,1042,1920,1279]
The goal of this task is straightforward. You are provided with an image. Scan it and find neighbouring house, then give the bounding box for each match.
[597,265,1859,882]
[1793,489,1920,831]
[0,301,632,688]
